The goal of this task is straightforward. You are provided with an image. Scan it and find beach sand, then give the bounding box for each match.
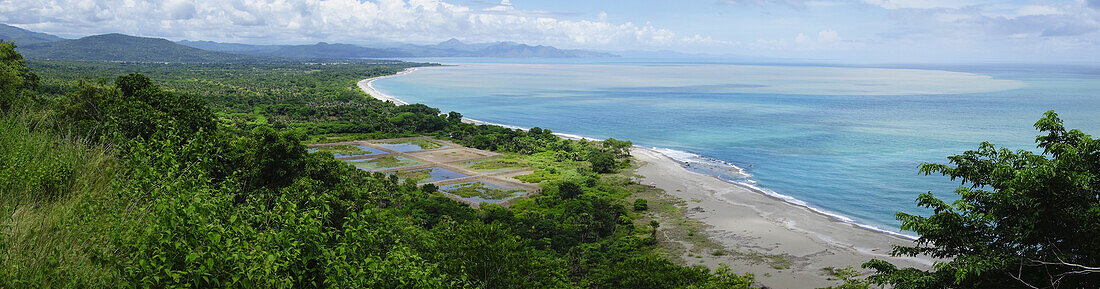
[632,148,932,288]
[358,67,417,105]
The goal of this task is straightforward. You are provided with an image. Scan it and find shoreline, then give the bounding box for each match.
[357,67,417,105]
[359,69,934,287]
[631,148,932,288]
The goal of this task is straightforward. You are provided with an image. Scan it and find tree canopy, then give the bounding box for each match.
[865,111,1100,289]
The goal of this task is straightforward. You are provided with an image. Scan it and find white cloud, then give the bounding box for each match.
[806,1,847,7]
[863,0,978,10]
[719,0,808,9]
[0,0,696,50]
[1015,5,1063,17]
[795,29,856,49]
[746,29,857,51]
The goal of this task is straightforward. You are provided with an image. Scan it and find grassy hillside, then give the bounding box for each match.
[17,34,265,63]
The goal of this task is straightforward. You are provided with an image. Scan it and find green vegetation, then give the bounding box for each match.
[26,59,432,137]
[394,168,434,184]
[634,198,649,211]
[864,111,1100,289]
[442,182,527,200]
[464,157,528,172]
[819,266,871,289]
[1,43,753,288]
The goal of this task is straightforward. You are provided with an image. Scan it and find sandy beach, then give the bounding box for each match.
[632,147,931,288]
[357,67,417,105]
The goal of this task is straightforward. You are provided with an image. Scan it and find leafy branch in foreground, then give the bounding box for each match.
[864,111,1099,289]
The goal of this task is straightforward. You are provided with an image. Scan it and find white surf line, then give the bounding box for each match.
[357,67,417,105]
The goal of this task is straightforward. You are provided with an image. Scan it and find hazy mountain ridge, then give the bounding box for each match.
[16,33,265,63]
[5,23,616,62]
[0,24,65,45]
[181,38,618,59]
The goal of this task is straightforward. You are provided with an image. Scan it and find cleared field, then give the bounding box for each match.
[348,156,422,171]
[314,137,537,207]
[374,138,448,151]
[308,144,388,158]
[460,157,528,173]
[410,148,494,163]
[394,167,470,184]
[439,181,531,203]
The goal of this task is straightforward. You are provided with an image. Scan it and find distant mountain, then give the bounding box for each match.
[0,23,64,45]
[395,39,616,58]
[18,34,264,62]
[176,40,280,54]
[431,38,495,51]
[258,42,411,59]
[181,38,617,59]
[6,23,616,61]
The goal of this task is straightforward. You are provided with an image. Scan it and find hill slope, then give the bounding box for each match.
[0,23,64,45]
[18,34,263,62]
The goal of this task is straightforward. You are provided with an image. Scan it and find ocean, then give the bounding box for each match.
[372,58,1100,236]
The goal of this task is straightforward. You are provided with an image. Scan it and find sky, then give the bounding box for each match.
[2,0,1099,63]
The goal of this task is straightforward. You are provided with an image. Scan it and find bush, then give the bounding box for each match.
[633,198,648,211]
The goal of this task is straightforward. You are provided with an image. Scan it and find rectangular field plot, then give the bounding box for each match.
[348,156,421,171]
[309,144,388,158]
[460,157,527,173]
[439,181,530,203]
[410,148,494,163]
[374,138,449,152]
[393,167,470,184]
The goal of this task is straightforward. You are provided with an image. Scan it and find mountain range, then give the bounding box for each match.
[0,24,64,45]
[180,38,616,59]
[2,23,616,63]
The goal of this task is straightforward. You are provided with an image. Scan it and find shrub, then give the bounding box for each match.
[633,198,648,211]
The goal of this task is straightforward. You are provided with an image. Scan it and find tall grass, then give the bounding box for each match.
[0,106,122,287]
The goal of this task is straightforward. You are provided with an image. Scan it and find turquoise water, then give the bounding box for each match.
[373,60,1100,235]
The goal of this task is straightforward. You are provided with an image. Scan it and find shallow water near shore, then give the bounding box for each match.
[373,59,1100,235]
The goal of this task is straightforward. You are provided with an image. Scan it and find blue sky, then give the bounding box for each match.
[2,0,1099,63]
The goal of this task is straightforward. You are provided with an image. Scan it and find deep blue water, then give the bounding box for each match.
[373,59,1100,235]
